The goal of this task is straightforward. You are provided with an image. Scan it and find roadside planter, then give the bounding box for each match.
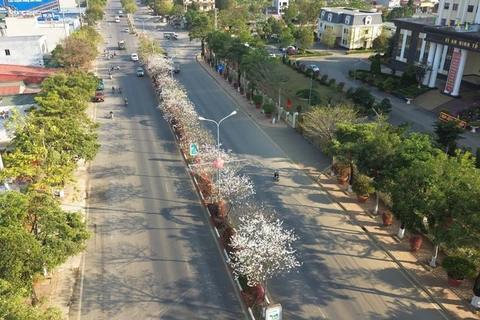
[262,103,275,118]
[253,95,263,109]
[409,235,423,252]
[352,174,374,203]
[442,255,476,287]
[382,210,393,226]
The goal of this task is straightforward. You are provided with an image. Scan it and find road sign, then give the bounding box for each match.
[439,112,467,130]
[265,304,282,320]
[189,143,198,156]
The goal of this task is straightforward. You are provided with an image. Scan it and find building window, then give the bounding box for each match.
[345,16,351,25]
[452,3,458,10]
[467,5,474,12]
[5,49,10,56]
[364,29,369,35]
[444,3,450,9]
[327,13,333,22]
[365,16,372,25]
[450,19,455,26]
[405,34,411,51]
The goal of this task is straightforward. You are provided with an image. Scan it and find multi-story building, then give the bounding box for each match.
[317,7,383,49]
[183,0,215,12]
[274,0,289,14]
[392,0,480,96]
[0,35,49,67]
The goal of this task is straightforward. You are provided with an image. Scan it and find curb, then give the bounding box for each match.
[315,173,459,320]
[160,83,256,319]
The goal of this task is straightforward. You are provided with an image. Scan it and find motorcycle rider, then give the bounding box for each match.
[124,97,128,106]
[274,170,279,180]
[109,110,114,118]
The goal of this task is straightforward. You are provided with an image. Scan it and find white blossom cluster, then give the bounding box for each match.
[210,167,255,204]
[230,204,301,288]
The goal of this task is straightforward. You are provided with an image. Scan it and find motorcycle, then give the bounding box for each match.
[273,171,280,182]
[109,111,114,119]
[124,98,128,107]
[119,87,123,94]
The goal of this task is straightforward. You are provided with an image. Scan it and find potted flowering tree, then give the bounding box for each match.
[442,255,476,287]
[262,103,275,118]
[352,174,374,203]
[253,95,263,109]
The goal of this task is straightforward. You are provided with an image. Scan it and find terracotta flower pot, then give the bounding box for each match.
[246,92,251,100]
[409,235,423,252]
[357,195,368,203]
[382,212,393,226]
[447,276,464,287]
[255,103,261,109]
[336,175,349,184]
[265,113,272,118]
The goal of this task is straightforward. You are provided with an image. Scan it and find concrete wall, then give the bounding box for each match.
[0,36,47,67]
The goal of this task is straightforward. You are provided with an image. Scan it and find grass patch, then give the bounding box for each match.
[277,63,351,112]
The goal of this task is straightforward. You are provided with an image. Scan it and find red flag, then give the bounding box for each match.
[286,99,291,109]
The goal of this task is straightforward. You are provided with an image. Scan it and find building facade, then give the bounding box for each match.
[183,0,215,11]
[0,35,48,67]
[317,7,383,49]
[274,0,289,14]
[392,0,480,96]
[2,16,74,54]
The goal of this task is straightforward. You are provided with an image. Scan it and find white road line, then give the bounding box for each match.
[165,184,169,192]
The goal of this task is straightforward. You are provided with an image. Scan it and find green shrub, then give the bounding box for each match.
[352,87,374,108]
[384,77,395,91]
[346,87,355,98]
[442,256,477,280]
[253,95,263,105]
[352,174,375,196]
[262,103,275,113]
[296,89,322,105]
[328,78,336,87]
[375,98,392,114]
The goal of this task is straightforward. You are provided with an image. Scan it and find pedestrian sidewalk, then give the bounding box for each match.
[32,158,89,318]
[197,55,291,129]
[317,175,478,320]
[197,55,479,320]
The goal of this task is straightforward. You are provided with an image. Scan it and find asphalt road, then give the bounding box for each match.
[163,24,453,320]
[75,5,245,320]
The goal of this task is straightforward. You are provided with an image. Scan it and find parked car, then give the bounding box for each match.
[97,78,104,90]
[118,10,124,17]
[136,67,145,77]
[94,90,105,102]
[124,28,130,33]
[115,18,120,23]
[131,53,139,61]
[308,65,320,73]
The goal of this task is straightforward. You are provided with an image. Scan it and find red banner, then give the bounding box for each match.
[286,99,291,109]
[445,51,461,93]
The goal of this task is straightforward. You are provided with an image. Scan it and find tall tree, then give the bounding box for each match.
[321,27,336,50]
[296,26,314,52]
[433,121,465,155]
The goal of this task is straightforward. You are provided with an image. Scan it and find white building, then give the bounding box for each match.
[375,0,401,8]
[2,16,76,54]
[183,0,215,11]
[274,0,289,14]
[392,0,480,96]
[317,7,383,49]
[0,35,48,67]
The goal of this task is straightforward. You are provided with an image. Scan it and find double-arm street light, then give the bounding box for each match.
[198,110,237,189]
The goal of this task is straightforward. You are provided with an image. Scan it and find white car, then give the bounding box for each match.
[131,53,139,61]
[309,64,320,73]
[124,28,130,33]
[115,18,120,23]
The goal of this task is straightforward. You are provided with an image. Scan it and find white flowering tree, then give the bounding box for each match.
[189,143,239,182]
[230,204,301,301]
[211,167,255,204]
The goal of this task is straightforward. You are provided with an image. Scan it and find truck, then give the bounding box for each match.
[172,58,180,73]
[118,40,126,50]
[163,32,178,40]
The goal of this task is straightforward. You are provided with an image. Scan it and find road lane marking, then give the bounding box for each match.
[165,184,169,192]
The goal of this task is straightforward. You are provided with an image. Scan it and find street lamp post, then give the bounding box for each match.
[198,110,237,192]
